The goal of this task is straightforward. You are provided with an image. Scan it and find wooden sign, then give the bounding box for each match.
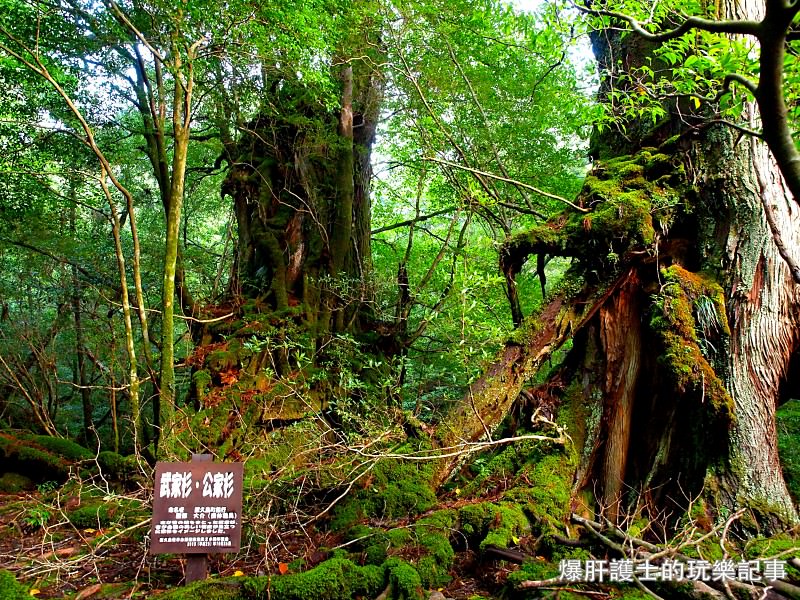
[150,459,243,555]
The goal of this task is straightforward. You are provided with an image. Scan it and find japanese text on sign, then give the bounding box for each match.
[150,461,243,555]
[158,471,235,499]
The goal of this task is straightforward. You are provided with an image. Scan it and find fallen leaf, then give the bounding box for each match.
[219,369,239,386]
[29,590,40,597]
[75,583,103,600]
[41,546,79,560]
[278,563,289,575]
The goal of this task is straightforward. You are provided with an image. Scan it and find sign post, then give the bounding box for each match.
[150,453,243,584]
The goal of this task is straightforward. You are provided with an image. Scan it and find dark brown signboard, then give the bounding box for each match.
[150,461,243,554]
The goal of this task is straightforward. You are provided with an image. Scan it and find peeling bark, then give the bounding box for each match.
[598,271,642,522]
[710,125,800,522]
[566,0,800,526]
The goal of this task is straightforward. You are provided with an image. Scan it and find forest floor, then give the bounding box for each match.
[0,489,509,599]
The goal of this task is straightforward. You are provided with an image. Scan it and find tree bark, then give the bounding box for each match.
[708,116,800,522]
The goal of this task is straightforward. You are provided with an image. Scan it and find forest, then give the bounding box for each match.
[0,0,799,598]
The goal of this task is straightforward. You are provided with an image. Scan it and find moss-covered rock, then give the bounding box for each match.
[155,578,244,600]
[0,432,91,482]
[97,451,139,481]
[506,558,560,589]
[385,558,424,600]
[66,496,148,529]
[414,510,457,588]
[330,453,437,530]
[457,501,530,552]
[0,472,34,492]
[242,557,385,600]
[23,434,93,461]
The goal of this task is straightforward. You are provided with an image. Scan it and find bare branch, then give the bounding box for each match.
[371,207,455,235]
[423,156,588,213]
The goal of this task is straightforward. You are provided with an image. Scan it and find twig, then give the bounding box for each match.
[423,156,588,213]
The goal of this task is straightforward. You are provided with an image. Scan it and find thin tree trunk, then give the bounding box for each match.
[70,196,93,445]
[158,36,193,448]
[100,168,142,453]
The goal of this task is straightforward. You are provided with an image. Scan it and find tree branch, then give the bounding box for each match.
[576,5,762,41]
[371,207,455,235]
[423,156,588,213]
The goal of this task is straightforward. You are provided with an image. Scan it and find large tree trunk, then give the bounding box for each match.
[222,65,382,344]
[709,119,800,521]
[576,0,799,526]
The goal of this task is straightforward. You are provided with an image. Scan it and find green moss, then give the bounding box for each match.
[505,559,559,588]
[0,433,92,482]
[777,399,800,505]
[364,542,388,565]
[23,435,92,461]
[330,455,436,530]
[504,148,690,283]
[0,473,34,492]
[206,340,250,372]
[385,558,424,600]
[385,527,414,547]
[511,453,573,533]
[481,504,529,551]
[457,501,530,552]
[462,444,528,496]
[155,578,244,600]
[414,510,457,587]
[67,501,112,529]
[97,451,138,480]
[192,369,212,401]
[66,497,146,529]
[744,534,800,560]
[15,446,67,478]
[458,503,493,539]
[648,266,733,425]
[242,557,385,600]
[0,569,27,600]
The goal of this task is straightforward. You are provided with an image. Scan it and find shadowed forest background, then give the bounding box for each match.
[0,0,799,598]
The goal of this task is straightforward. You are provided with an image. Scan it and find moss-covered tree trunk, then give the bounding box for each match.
[222,63,382,348]
[576,0,799,526]
[598,0,797,526]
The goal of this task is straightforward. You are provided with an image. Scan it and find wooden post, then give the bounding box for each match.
[185,453,212,584]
